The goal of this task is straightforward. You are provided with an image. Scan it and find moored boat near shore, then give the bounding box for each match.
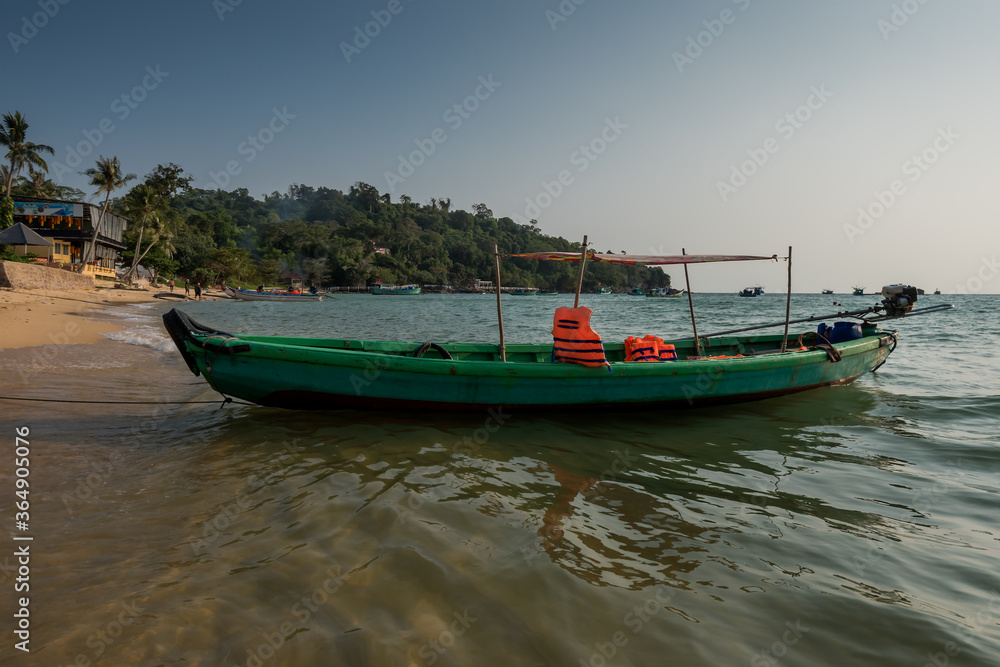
[371,284,421,295]
[163,307,899,411]
[223,286,323,302]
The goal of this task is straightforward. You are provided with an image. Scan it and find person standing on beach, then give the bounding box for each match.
[169,279,174,292]
[184,281,190,298]
[194,282,202,300]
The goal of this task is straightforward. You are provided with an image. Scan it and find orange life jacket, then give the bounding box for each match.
[552,306,609,367]
[625,335,678,362]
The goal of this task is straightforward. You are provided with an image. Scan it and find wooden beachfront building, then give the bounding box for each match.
[9,195,129,278]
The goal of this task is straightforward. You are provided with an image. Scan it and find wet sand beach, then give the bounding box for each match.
[0,285,218,349]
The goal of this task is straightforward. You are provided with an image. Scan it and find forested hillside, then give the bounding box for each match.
[118,174,673,291]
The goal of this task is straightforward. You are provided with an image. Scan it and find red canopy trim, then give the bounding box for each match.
[504,251,778,265]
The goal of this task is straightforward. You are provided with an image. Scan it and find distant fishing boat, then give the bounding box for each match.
[738,286,764,297]
[371,284,421,295]
[223,286,323,302]
[934,288,941,295]
[596,286,612,294]
[852,285,865,296]
[822,289,834,295]
[509,288,537,295]
[646,287,685,298]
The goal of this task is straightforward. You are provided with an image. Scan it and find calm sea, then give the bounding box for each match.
[1,292,998,666]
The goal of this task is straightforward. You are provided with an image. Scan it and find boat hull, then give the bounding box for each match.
[223,286,322,302]
[163,309,896,412]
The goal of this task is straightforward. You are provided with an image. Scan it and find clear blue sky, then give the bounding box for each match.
[4,0,998,292]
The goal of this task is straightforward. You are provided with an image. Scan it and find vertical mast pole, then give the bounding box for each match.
[573,235,588,309]
[494,245,506,362]
[682,248,701,357]
[781,246,792,353]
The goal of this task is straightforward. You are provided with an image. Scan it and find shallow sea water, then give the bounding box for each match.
[1,292,998,666]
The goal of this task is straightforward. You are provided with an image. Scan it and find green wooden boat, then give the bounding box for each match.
[162,308,898,412]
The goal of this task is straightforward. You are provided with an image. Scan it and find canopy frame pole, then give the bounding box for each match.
[682,248,701,357]
[686,307,878,339]
[573,235,588,309]
[781,246,792,353]
[494,245,506,362]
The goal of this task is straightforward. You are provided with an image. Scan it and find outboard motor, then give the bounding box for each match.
[880,284,918,317]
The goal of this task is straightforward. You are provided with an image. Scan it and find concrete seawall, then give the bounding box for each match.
[0,260,96,290]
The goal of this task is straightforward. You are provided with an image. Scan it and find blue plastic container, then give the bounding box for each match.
[828,321,862,343]
[817,322,863,343]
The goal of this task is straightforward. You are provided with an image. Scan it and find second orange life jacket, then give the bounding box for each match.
[625,335,678,362]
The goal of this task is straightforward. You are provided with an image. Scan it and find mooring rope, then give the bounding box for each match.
[0,395,254,407]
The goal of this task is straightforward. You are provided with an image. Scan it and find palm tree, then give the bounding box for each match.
[131,216,175,283]
[17,166,57,198]
[1,111,54,197]
[121,183,162,280]
[80,155,135,265]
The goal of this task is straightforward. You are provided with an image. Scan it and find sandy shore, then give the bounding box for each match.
[0,285,219,349]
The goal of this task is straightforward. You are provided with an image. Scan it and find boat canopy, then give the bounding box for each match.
[504,251,778,265]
